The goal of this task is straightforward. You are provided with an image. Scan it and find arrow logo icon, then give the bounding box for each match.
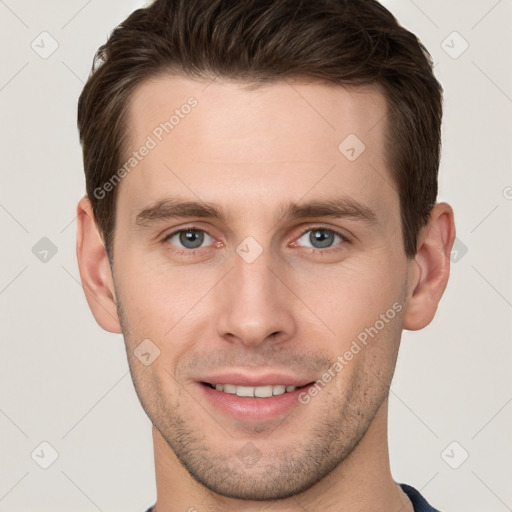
[338,134,365,161]
[32,237,58,263]
[134,339,161,365]
[236,236,263,263]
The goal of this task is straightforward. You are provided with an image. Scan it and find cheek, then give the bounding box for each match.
[290,256,404,339]
[114,256,222,374]
[115,248,203,323]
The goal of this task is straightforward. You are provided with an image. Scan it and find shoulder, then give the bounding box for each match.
[399,483,443,512]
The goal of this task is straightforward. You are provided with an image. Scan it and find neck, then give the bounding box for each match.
[151,398,412,512]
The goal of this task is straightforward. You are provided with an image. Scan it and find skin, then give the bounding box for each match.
[76,75,456,512]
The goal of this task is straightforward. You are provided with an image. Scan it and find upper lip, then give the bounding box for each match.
[199,372,314,387]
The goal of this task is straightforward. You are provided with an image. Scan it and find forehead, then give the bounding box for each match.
[119,74,394,222]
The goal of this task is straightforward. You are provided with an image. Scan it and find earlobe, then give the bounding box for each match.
[76,196,122,333]
[402,202,456,331]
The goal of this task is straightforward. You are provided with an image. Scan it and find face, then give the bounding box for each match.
[108,76,413,499]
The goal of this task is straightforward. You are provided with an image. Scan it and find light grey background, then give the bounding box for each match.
[0,1,511,510]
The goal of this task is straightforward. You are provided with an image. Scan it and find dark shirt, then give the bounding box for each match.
[400,483,441,512]
[143,482,441,511]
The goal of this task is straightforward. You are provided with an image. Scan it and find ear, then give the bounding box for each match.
[76,196,122,333]
[402,202,456,331]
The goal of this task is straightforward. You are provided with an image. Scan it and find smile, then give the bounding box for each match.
[202,382,300,397]
[198,380,316,422]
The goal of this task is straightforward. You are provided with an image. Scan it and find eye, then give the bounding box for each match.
[294,227,346,251]
[164,228,214,251]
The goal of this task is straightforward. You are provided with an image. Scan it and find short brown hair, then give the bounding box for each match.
[77,0,443,260]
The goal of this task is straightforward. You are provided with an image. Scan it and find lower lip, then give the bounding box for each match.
[197,383,314,423]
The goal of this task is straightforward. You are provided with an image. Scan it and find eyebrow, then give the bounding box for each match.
[134,195,378,228]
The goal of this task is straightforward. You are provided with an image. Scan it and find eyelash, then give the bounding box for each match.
[162,226,349,257]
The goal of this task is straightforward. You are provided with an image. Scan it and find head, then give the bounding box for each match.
[76,0,455,502]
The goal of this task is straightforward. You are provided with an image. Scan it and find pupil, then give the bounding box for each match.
[180,230,204,249]
[311,229,333,248]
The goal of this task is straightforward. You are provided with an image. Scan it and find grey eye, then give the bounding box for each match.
[297,229,343,249]
[168,229,213,249]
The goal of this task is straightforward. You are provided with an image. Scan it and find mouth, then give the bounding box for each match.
[200,382,311,397]
[197,378,316,423]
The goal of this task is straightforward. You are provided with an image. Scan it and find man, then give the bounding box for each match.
[75,0,455,510]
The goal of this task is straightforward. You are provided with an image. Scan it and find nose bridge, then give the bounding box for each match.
[216,241,295,346]
[234,247,274,306]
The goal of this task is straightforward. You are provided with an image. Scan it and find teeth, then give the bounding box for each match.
[236,385,255,397]
[223,384,236,394]
[273,385,286,395]
[210,383,298,397]
[255,385,273,398]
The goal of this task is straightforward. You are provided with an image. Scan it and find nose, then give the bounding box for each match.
[215,246,297,348]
